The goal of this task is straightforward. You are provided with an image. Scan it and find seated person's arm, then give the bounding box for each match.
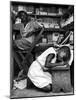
[43,54,55,71]
[45,53,55,67]
[45,61,68,68]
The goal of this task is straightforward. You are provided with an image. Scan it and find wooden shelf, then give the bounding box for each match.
[28,14,62,18]
[33,44,56,52]
[44,28,65,32]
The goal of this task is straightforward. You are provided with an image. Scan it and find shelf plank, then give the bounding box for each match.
[34,44,55,52]
[44,28,65,32]
[28,14,62,18]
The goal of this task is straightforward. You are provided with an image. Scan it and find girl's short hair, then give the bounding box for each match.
[58,46,71,62]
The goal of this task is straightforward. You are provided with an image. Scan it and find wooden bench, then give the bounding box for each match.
[51,65,72,93]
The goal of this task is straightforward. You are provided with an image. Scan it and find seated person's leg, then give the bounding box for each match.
[27,77,35,89]
[27,77,52,92]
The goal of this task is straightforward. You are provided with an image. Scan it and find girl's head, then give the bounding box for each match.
[57,46,71,62]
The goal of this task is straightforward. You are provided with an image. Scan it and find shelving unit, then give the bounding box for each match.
[11,2,74,54]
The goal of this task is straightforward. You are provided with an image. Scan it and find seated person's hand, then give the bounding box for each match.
[45,53,55,68]
[55,62,69,68]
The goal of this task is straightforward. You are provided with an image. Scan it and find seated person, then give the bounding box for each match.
[14,11,42,50]
[28,46,72,92]
[13,11,43,80]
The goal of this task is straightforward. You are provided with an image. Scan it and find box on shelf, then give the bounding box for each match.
[39,7,48,15]
[54,24,60,28]
[47,7,57,14]
[27,12,33,14]
[52,32,60,43]
[40,11,47,15]
[49,23,55,28]
[18,5,34,14]
[18,5,25,12]
[43,23,50,28]
[48,13,57,16]
[42,38,47,43]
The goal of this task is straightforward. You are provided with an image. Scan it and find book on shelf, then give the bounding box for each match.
[47,34,52,44]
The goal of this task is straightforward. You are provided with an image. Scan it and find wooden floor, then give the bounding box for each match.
[10,88,74,99]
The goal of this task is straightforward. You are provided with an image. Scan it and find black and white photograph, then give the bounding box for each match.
[10,1,74,98]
